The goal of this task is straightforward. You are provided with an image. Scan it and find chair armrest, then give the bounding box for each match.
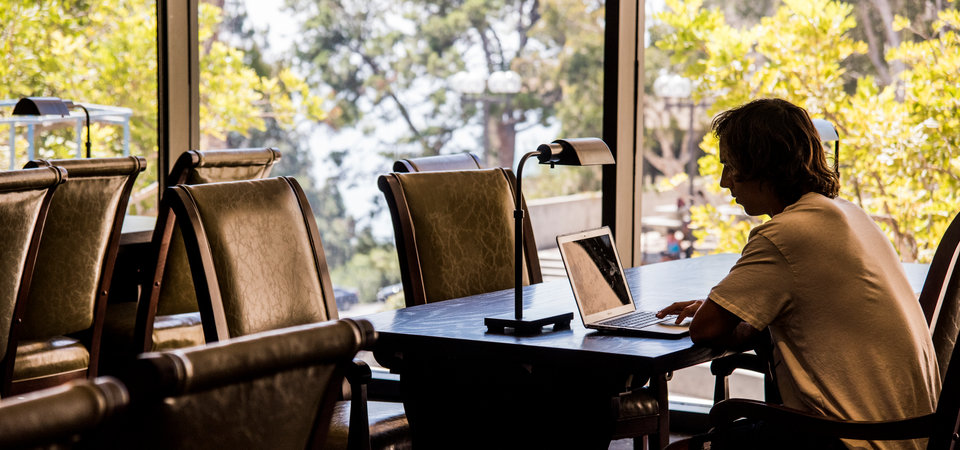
[710,399,935,441]
[345,358,373,387]
[710,353,766,377]
[710,352,782,404]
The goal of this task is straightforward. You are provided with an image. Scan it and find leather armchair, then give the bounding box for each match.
[378,167,542,306]
[100,148,281,373]
[0,167,66,397]
[10,157,144,395]
[163,176,408,449]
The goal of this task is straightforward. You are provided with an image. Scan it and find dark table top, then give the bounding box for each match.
[362,253,931,375]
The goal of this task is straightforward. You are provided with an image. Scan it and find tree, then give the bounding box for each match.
[213,0,401,303]
[655,0,960,262]
[1,0,324,213]
[285,0,607,172]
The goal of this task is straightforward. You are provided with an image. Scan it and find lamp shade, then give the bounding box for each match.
[812,118,838,142]
[12,97,72,116]
[536,138,615,166]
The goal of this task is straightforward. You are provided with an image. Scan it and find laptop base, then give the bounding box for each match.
[485,312,574,336]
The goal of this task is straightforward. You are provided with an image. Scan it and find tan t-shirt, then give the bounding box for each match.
[709,193,940,450]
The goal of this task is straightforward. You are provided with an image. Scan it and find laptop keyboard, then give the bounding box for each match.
[600,311,668,329]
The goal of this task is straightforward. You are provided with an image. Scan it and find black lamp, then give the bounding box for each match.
[13,97,92,158]
[812,118,839,177]
[484,137,616,335]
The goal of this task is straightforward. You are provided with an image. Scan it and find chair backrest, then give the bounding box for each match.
[928,294,960,449]
[0,377,127,449]
[19,157,144,377]
[0,167,66,394]
[919,211,960,382]
[120,319,374,450]
[134,148,280,352]
[392,152,482,173]
[163,177,337,342]
[378,168,542,306]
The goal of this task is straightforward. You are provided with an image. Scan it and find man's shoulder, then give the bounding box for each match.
[750,194,857,246]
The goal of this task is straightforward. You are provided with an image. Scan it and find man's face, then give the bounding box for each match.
[719,142,777,217]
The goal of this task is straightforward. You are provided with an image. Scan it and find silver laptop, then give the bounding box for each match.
[557,227,690,338]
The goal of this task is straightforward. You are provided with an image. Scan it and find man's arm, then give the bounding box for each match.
[658,298,762,349]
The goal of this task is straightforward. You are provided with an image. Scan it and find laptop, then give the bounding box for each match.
[556,227,691,338]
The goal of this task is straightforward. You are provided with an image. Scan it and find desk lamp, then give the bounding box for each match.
[13,97,92,158]
[811,118,839,177]
[484,137,616,335]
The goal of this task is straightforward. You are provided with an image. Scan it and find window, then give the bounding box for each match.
[195,0,637,315]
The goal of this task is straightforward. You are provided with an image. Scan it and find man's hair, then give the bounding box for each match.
[712,98,839,204]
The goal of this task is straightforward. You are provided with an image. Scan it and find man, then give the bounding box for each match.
[657,98,940,449]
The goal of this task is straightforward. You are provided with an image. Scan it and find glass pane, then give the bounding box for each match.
[646,0,960,405]
[200,0,606,315]
[0,1,159,216]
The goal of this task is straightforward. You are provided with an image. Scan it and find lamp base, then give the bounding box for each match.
[484,312,574,336]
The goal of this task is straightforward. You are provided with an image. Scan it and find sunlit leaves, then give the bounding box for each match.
[655,0,959,262]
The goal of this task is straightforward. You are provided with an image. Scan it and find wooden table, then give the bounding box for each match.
[361,254,930,447]
[362,254,729,447]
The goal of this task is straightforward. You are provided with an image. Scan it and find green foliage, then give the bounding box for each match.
[331,244,402,303]
[656,0,960,262]
[1,0,158,203]
[286,0,605,169]
[2,0,324,214]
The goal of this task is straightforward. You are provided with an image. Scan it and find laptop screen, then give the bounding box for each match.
[557,227,637,322]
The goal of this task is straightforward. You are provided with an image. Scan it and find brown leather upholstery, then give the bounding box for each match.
[165,176,409,449]
[378,168,542,306]
[0,377,127,449]
[100,148,280,368]
[166,177,335,341]
[0,167,65,396]
[118,319,372,449]
[392,152,482,173]
[11,157,143,395]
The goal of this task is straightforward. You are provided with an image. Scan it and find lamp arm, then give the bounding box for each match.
[72,104,91,158]
[514,150,541,320]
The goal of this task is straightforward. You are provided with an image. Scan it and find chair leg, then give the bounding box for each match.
[649,373,669,450]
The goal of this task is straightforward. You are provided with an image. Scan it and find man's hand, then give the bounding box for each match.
[659,298,754,346]
[656,300,704,325]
